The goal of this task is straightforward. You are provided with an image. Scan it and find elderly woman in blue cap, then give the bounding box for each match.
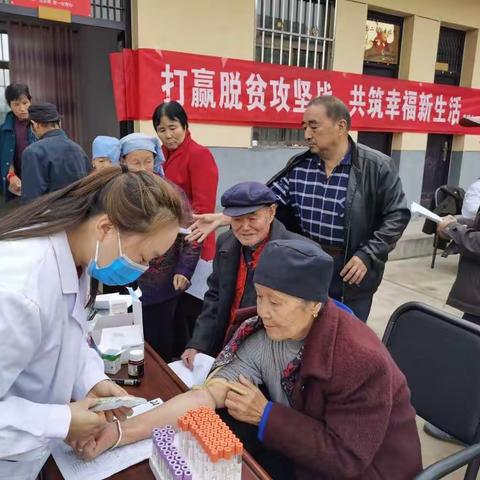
[119,132,164,175]
[76,238,422,480]
[91,136,121,171]
[119,132,199,360]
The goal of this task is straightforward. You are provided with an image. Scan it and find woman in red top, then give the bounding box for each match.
[152,101,219,352]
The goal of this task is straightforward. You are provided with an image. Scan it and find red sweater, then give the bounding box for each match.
[264,300,422,479]
[163,131,218,261]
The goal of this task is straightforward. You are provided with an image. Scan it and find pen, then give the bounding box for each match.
[87,334,102,357]
[113,378,142,386]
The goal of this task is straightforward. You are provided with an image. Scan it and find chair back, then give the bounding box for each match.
[383,302,480,445]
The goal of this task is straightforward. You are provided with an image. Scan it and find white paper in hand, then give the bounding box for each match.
[410,202,443,224]
[89,396,147,412]
[168,353,215,388]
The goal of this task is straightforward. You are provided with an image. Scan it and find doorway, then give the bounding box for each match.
[357,132,392,156]
[421,134,452,207]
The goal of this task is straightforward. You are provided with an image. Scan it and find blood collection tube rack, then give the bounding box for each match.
[149,407,243,480]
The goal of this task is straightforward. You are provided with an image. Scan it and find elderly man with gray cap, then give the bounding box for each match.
[21,102,90,204]
[77,238,422,480]
[181,181,306,368]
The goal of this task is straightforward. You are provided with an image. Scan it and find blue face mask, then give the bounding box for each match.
[87,232,148,286]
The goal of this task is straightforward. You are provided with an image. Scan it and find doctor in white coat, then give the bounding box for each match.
[0,165,185,479]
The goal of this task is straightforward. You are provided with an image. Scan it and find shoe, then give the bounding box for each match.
[423,422,465,446]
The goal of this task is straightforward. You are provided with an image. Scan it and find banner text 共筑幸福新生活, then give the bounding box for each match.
[110,49,480,134]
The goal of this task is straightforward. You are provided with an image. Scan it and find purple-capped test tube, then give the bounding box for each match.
[160,445,170,456]
[182,465,192,480]
[173,467,183,479]
[155,440,165,454]
[157,435,170,445]
[159,428,174,442]
[167,457,177,474]
[152,428,162,435]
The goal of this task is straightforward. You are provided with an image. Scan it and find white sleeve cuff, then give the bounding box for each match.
[44,404,72,440]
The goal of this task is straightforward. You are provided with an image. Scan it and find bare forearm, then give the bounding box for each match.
[218,213,232,227]
[120,389,216,446]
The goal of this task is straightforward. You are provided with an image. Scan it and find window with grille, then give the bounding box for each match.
[435,27,465,86]
[0,32,9,123]
[90,0,125,23]
[254,0,336,147]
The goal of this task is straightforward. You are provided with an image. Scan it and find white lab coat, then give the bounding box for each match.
[0,231,107,479]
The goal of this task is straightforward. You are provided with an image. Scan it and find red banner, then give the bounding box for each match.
[110,49,480,134]
[11,0,90,16]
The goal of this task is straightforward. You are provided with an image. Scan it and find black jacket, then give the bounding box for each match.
[267,138,411,300]
[21,129,90,203]
[445,211,480,316]
[187,219,305,356]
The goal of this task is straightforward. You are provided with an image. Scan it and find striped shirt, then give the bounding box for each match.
[271,150,351,246]
[215,329,303,406]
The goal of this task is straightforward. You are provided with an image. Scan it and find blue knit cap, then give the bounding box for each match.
[120,133,165,175]
[92,136,121,164]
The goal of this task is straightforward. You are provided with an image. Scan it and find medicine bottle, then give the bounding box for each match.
[128,349,144,378]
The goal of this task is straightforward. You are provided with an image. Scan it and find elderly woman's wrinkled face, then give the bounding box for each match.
[230,205,276,247]
[255,284,321,341]
[123,150,155,172]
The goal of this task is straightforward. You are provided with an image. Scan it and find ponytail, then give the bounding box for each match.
[0,166,186,241]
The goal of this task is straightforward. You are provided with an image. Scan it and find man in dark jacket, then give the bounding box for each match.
[436,116,480,325]
[0,84,36,202]
[438,211,480,324]
[21,102,90,203]
[181,181,306,367]
[422,114,480,444]
[268,95,410,322]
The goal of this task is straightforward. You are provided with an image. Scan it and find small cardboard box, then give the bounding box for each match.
[102,349,122,374]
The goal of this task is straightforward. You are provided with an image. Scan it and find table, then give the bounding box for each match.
[43,343,271,480]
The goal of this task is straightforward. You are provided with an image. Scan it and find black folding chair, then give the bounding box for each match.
[422,185,464,269]
[382,302,480,480]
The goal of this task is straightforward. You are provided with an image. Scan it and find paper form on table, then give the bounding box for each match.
[52,398,163,480]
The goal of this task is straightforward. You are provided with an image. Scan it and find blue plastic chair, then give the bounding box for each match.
[332,298,354,315]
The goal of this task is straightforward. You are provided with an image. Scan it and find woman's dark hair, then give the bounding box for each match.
[0,166,187,307]
[5,84,32,105]
[152,101,189,131]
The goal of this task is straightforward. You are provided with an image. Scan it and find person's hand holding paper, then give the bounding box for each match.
[437,215,458,239]
[87,380,134,422]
